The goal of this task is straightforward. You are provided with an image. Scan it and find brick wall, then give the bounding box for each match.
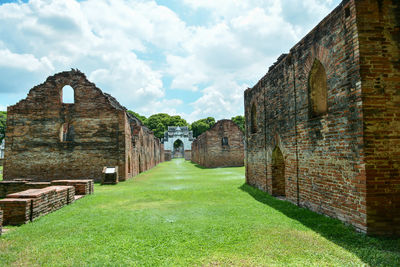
[3,70,162,182]
[355,0,400,236]
[244,0,399,235]
[192,120,244,168]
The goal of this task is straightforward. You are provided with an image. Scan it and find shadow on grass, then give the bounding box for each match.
[191,162,244,170]
[239,183,400,267]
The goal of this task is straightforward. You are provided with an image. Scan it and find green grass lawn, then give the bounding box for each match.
[0,159,399,266]
[0,165,3,180]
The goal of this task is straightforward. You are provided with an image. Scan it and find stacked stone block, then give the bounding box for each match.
[192,120,244,168]
[244,0,400,236]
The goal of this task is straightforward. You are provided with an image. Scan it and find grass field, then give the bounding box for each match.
[0,159,399,266]
[0,165,3,180]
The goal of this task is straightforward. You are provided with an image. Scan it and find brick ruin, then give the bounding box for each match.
[244,0,400,236]
[3,70,163,182]
[192,120,244,168]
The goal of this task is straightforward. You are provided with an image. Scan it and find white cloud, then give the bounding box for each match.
[0,0,342,122]
[0,49,54,72]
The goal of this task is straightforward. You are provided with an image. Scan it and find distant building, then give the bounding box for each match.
[0,139,4,159]
[191,120,244,168]
[163,126,194,161]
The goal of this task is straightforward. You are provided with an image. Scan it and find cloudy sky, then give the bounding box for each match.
[0,0,341,122]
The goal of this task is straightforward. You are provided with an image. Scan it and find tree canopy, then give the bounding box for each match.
[0,111,6,143]
[191,117,215,138]
[127,110,147,124]
[231,115,245,133]
[133,113,189,139]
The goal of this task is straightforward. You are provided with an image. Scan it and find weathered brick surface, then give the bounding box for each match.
[355,0,400,236]
[7,187,57,221]
[46,186,75,210]
[3,70,163,182]
[0,198,31,225]
[51,179,93,195]
[0,181,51,198]
[192,120,244,168]
[244,0,400,236]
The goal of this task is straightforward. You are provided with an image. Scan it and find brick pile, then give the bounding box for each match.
[0,181,51,198]
[51,180,94,195]
[7,188,57,221]
[0,198,31,225]
[0,181,88,226]
[47,186,75,210]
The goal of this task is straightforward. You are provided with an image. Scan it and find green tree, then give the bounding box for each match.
[0,111,6,142]
[231,115,245,132]
[191,117,215,138]
[127,110,147,124]
[145,113,189,139]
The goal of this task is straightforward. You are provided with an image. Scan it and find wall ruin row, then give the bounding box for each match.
[3,70,163,182]
[244,0,400,236]
[192,120,244,168]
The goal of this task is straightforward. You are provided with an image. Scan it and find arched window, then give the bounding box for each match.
[251,103,257,134]
[308,59,328,117]
[60,123,74,142]
[221,137,228,146]
[62,85,75,104]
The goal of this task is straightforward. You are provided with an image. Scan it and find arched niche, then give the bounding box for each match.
[251,103,257,134]
[308,59,328,117]
[271,146,285,197]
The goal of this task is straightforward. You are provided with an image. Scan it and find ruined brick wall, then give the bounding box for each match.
[4,70,162,182]
[245,0,400,236]
[245,0,369,233]
[355,0,400,236]
[192,120,244,168]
